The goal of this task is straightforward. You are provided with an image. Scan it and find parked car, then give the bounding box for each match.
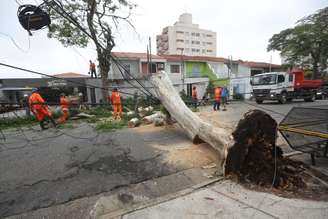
[316,84,328,99]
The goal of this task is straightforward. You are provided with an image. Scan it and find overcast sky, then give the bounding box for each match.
[0,0,326,78]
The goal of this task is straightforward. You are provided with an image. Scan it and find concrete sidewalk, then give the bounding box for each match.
[122,180,328,219]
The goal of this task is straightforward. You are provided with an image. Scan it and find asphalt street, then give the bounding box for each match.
[0,123,197,217]
[0,99,327,218]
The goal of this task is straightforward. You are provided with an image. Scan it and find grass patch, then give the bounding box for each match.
[95,117,128,131]
[0,116,37,130]
[82,106,112,118]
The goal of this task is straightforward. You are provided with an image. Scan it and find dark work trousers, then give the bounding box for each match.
[90,69,97,78]
[213,100,221,111]
[192,98,198,108]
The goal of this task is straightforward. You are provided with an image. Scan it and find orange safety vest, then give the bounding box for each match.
[111,91,121,105]
[29,92,46,111]
[214,88,222,101]
[192,89,198,99]
[60,96,70,110]
[90,63,96,70]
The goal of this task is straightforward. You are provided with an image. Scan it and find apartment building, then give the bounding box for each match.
[156,13,217,57]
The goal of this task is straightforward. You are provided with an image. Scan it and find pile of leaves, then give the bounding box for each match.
[225,110,306,190]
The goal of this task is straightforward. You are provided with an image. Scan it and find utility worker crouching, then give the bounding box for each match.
[29,88,56,130]
[109,88,122,120]
[58,93,71,124]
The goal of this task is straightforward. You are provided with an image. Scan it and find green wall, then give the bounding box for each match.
[185,61,229,87]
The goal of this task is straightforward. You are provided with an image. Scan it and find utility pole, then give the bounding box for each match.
[269,55,272,72]
[180,48,185,92]
[149,37,152,73]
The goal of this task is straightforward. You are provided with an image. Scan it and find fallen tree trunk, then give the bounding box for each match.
[151,71,232,172]
[150,71,306,189]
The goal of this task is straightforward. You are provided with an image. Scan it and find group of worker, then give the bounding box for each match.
[192,85,229,111]
[28,87,123,130]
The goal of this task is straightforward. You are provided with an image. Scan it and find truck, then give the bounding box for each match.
[251,69,323,104]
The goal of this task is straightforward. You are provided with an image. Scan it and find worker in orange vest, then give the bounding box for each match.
[192,86,198,108]
[109,88,122,120]
[214,86,222,111]
[58,93,71,124]
[29,88,56,130]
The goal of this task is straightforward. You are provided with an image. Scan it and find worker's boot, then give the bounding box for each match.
[40,120,48,130]
[49,117,57,128]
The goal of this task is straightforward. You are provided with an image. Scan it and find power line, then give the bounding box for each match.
[42,0,156,98]
[0,62,138,96]
[0,32,31,53]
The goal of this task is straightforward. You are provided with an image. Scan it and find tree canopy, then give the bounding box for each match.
[268,7,328,79]
[46,0,135,100]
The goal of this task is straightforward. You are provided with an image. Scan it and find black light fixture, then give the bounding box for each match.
[17,4,51,36]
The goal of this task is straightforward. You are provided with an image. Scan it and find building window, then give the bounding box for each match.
[185,32,189,36]
[191,32,196,36]
[202,42,206,46]
[176,31,184,34]
[207,42,213,45]
[289,74,293,82]
[170,65,180,73]
[192,41,200,45]
[207,49,213,52]
[123,64,131,78]
[157,63,165,71]
[202,49,206,53]
[176,39,184,42]
[185,40,189,44]
[195,33,200,37]
[192,49,200,52]
[206,34,213,37]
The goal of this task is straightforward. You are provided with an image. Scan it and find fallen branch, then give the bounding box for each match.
[128,118,140,128]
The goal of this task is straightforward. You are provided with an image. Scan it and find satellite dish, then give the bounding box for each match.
[17,4,51,35]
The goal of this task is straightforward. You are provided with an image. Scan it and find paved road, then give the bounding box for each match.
[0,123,206,218]
[200,99,328,124]
[1,99,327,217]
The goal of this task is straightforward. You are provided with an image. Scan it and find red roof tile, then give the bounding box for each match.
[53,72,88,78]
[160,55,227,62]
[112,52,163,60]
[240,61,281,68]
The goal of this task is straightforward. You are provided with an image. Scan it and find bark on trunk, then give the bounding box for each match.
[150,71,232,172]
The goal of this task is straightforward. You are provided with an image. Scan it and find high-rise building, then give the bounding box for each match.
[156,13,217,57]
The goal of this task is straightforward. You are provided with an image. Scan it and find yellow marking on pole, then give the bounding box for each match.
[279,126,328,139]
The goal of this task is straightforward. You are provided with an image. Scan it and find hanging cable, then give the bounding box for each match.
[42,0,156,99]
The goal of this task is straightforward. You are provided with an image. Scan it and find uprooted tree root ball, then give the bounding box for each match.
[225,110,306,189]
